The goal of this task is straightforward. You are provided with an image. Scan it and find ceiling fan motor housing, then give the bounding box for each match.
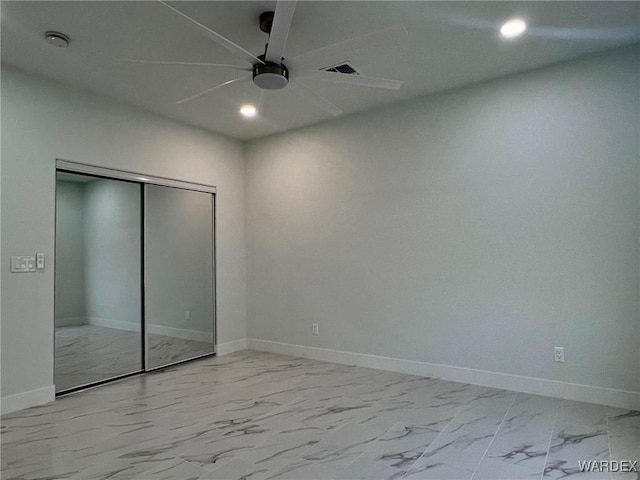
[253,56,289,90]
[259,11,274,34]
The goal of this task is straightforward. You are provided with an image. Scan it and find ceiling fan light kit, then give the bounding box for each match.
[253,55,289,90]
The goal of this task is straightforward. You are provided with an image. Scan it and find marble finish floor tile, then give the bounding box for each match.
[358,421,443,473]
[543,422,611,479]
[201,458,273,480]
[1,461,20,480]
[2,349,638,480]
[239,424,325,471]
[249,458,338,480]
[608,407,640,432]
[472,393,558,479]
[300,422,388,470]
[556,400,607,428]
[414,413,505,472]
[608,423,640,480]
[404,460,474,480]
[330,455,406,480]
[132,457,209,480]
[176,423,276,472]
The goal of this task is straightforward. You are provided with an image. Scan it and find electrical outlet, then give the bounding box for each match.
[312,323,319,335]
[185,310,191,322]
[554,346,565,363]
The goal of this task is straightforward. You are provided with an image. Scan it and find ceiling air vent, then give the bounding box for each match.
[323,62,361,75]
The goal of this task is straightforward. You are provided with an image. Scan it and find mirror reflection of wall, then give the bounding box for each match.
[54,173,142,392]
[55,178,87,328]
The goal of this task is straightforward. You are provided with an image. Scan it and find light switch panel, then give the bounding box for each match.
[11,256,36,273]
[36,252,45,270]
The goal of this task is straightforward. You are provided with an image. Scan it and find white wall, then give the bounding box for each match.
[245,46,640,405]
[54,180,86,325]
[1,67,246,408]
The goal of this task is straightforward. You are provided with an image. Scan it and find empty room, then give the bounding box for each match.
[1,1,639,479]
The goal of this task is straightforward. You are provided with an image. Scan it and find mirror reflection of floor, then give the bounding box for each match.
[54,325,213,392]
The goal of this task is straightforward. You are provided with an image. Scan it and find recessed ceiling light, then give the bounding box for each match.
[240,104,257,118]
[44,31,70,47]
[500,18,527,39]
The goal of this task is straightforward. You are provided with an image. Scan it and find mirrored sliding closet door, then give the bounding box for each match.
[55,161,216,394]
[54,172,143,392]
[145,184,215,369]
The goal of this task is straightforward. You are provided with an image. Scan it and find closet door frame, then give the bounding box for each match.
[57,160,217,194]
[55,159,217,393]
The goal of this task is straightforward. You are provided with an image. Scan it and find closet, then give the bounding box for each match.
[54,160,215,393]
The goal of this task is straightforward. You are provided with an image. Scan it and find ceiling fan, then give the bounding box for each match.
[122,1,407,117]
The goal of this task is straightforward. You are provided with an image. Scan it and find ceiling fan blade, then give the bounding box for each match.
[288,24,407,74]
[119,59,252,71]
[175,75,250,104]
[158,1,264,66]
[265,1,297,63]
[291,83,343,117]
[300,70,402,90]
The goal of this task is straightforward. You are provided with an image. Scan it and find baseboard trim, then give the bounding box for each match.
[87,316,140,332]
[216,338,248,355]
[4,340,635,415]
[147,325,211,342]
[55,316,86,327]
[87,317,210,341]
[246,339,640,410]
[1,385,56,415]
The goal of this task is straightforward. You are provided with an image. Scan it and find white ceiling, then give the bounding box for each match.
[2,1,639,140]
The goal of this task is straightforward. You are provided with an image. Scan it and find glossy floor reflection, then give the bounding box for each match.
[55,325,214,391]
[3,350,638,480]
